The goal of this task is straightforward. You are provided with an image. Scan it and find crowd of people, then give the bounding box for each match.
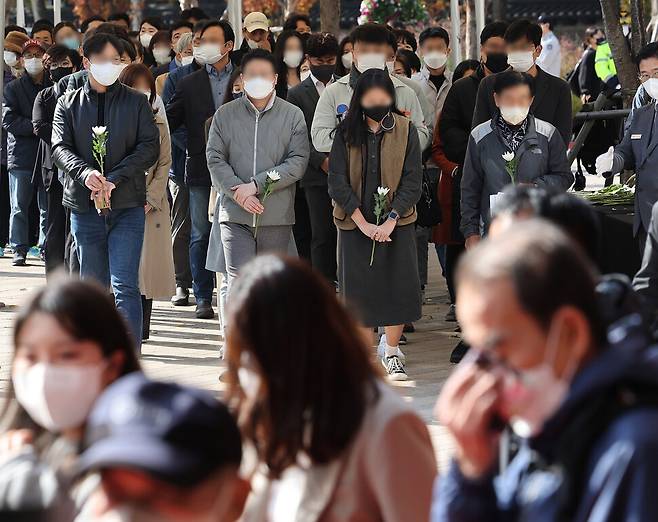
[3,7,658,521]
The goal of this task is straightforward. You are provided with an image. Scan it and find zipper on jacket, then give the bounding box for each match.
[252,111,259,179]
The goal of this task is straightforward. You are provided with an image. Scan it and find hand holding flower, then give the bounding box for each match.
[374,218,396,242]
[231,182,258,206]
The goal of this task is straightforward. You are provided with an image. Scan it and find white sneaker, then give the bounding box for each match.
[382,355,407,381]
[377,334,406,364]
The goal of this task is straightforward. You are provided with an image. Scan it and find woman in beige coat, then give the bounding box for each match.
[225,255,437,522]
[119,64,175,341]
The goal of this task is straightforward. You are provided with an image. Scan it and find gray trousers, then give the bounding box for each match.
[169,179,192,290]
[220,222,292,293]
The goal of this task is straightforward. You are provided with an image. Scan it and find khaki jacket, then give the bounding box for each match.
[139,113,175,299]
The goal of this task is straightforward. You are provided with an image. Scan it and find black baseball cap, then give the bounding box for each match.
[79,373,242,486]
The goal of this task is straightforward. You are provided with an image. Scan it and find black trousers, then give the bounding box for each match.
[293,185,312,262]
[445,243,466,304]
[44,180,66,276]
[304,184,337,283]
[169,178,193,290]
[0,165,9,247]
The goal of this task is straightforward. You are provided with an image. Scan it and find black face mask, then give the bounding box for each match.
[485,52,508,73]
[363,104,392,123]
[596,37,606,45]
[310,64,335,84]
[50,66,74,83]
[232,91,244,100]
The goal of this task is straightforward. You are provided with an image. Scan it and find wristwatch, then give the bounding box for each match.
[388,210,400,222]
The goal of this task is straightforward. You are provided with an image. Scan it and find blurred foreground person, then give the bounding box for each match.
[432,221,658,521]
[0,278,140,519]
[76,373,245,521]
[226,255,437,521]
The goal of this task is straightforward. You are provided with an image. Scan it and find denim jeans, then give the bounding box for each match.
[9,169,47,252]
[71,206,145,349]
[188,185,214,303]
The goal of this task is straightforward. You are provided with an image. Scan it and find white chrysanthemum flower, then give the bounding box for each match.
[377,186,390,196]
[502,151,514,162]
[267,170,281,182]
[92,126,107,136]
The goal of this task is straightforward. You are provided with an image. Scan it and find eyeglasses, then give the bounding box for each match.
[639,70,658,82]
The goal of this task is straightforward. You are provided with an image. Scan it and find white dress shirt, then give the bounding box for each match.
[309,72,333,96]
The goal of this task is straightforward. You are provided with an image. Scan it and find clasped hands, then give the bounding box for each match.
[85,171,116,203]
[359,218,395,243]
[231,182,264,215]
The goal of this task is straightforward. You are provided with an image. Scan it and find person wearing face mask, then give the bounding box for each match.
[334,35,353,78]
[473,20,573,148]
[230,11,273,67]
[161,21,207,308]
[312,23,430,154]
[2,39,51,267]
[206,49,309,299]
[595,43,658,257]
[147,30,174,76]
[51,33,160,349]
[577,27,606,103]
[226,255,437,521]
[273,30,305,99]
[167,20,236,320]
[53,21,81,52]
[0,278,140,517]
[433,220,658,522]
[138,16,163,67]
[413,27,453,122]
[74,373,245,522]
[328,69,423,380]
[461,72,572,247]
[32,45,82,276]
[154,29,194,95]
[287,33,340,283]
[119,64,174,343]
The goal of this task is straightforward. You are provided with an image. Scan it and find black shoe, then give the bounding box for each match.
[399,334,408,346]
[450,340,470,364]
[195,301,215,319]
[403,323,415,333]
[171,287,190,306]
[12,251,26,266]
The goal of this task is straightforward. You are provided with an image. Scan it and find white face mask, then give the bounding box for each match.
[644,78,658,100]
[24,57,44,76]
[12,362,105,432]
[341,53,353,70]
[195,43,228,65]
[243,76,275,99]
[283,50,304,68]
[501,321,576,438]
[386,60,395,74]
[507,51,535,72]
[181,55,194,66]
[500,105,530,125]
[4,51,18,67]
[355,52,386,73]
[300,70,311,82]
[153,48,171,65]
[424,51,448,70]
[246,38,260,50]
[90,62,124,86]
[139,33,154,48]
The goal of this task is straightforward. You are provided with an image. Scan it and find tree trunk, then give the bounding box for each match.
[600,0,639,107]
[464,0,478,59]
[492,0,505,20]
[630,0,646,53]
[320,0,339,35]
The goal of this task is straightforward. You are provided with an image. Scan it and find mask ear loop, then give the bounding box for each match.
[380,111,395,131]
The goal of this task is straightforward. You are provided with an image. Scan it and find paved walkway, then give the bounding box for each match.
[0,254,457,470]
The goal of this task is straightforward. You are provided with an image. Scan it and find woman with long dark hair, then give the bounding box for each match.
[0,278,140,515]
[273,30,305,99]
[328,69,423,381]
[119,63,174,342]
[334,35,353,78]
[226,255,436,521]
